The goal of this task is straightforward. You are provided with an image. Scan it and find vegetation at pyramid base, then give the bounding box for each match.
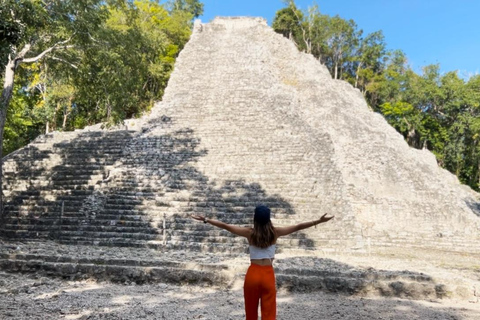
[273,0,480,191]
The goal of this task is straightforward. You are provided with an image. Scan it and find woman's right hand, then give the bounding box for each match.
[191,215,206,222]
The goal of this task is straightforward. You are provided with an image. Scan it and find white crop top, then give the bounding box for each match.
[249,244,276,260]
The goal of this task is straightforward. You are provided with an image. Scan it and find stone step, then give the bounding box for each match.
[58,231,161,241]
[100,204,161,211]
[13,184,95,191]
[57,239,163,248]
[3,211,61,219]
[58,211,158,218]
[3,214,156,224]
[57,155,122,161]
[4,189,93,198]
[56,160,118,166]
[56,150,122,155]
[6,153,53,161]
[105,198,150,205]
[1,230,161,242]
[3,224,160,234]
[57,166,107,170]
[5,168,105,175]
[50,174,104,180]
[9,199,85,206]
[58,144,126,148]
[4,185,96,192]
[168,234,245,244]
[53,141,128,147]
[273,272,447,299]
[106,190,159,196]
[167,219,251,230]
[1,230,53,239]
[49,179,99,185]
[164,242,247,253]
[0,253,227,285]
[64,213,157,220]
[4,207,62,215]
[3,217,153,228]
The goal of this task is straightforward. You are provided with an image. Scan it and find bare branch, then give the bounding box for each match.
[21,46,56,63]
[47,56,78,69]
[16,44,32,60]
[22,45,74,64]
[88,32,100,43]
[20,37,74,64]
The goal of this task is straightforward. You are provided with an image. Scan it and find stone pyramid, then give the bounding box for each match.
[2,17,479,254]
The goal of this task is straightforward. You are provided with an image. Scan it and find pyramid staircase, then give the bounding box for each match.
[1,130,161,245]
[1,125,313,253]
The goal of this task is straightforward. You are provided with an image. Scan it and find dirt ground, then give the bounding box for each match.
[1,261,480,320]
[1,241,480,319]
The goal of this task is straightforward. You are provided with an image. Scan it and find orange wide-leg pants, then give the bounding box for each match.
[244,264,276,320]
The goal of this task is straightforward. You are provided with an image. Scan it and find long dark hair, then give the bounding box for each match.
[250,205,276,248]
[251,220,276,248]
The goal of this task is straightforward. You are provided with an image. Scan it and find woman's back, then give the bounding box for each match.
[249,243,276,260]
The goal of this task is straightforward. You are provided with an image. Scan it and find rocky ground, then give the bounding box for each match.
[1,241,480,320]
[0,271,479,320]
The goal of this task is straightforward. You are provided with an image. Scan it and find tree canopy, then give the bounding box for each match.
[1,0,199,154]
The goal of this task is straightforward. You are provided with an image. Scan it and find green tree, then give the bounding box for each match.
[272,1,304,45]
[353,30,386,91]
[273,2,367,81]
[365,49,409,108]
[168,0,204,18]
[3,79,42,155]
[323,16,359,80]
[71,0,192,126]
[0,0,111,217]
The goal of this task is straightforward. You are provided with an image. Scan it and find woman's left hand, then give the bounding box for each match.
[319,213,334,223]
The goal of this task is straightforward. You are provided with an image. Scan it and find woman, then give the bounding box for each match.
[191,205,334,320]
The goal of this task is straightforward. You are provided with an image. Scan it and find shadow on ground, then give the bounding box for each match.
[464,198,480,218]
[274,256,450,300]
[0,271,478,320]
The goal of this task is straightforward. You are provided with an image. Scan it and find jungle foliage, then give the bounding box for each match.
[1,0,202,155]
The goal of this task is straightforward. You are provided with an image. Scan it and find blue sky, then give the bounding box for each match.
[198,0,480,78]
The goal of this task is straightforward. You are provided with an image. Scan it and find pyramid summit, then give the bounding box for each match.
[2,17,479,255]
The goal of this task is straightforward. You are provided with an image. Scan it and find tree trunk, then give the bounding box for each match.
[478,161,480,190]
[355,62,363,88]
[0,58,17,223]
[407,128,420,149]
[62,105,70,131]
[302,29,311,54]
[334,62,338,80]
[0,41,66,221]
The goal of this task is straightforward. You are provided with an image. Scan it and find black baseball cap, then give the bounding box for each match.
[254,205,271,225]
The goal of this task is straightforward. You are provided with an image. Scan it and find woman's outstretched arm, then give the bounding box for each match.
[191,215,252,238]
[275,213,334,237]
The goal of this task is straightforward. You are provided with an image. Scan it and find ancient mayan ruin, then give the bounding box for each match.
[1,17,479,299]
